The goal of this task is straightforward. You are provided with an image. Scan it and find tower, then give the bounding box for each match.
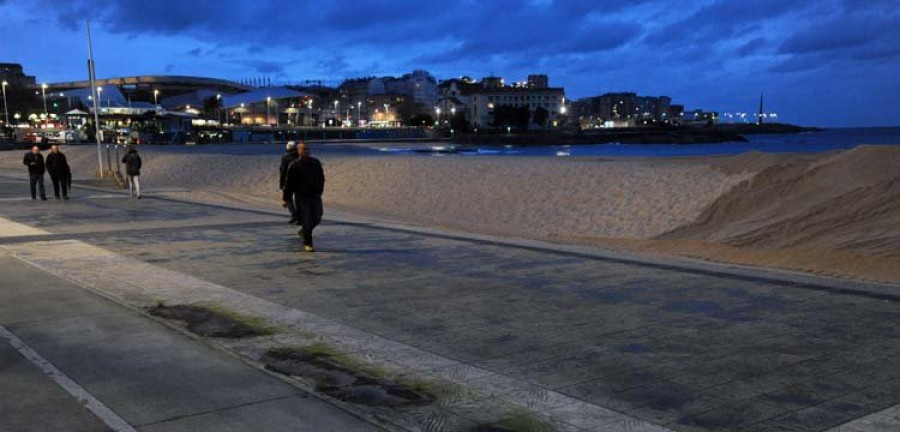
[757,92,764,126]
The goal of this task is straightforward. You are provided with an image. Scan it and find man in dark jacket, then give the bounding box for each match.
[23,146,47,200]
[279,141,299,224]
[282,143,325,252]
[121,146,142,199]
[45,144,71,200]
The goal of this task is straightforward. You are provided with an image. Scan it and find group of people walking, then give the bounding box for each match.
[23,141,323,251]
[23,145,72,200]
[280,141,325,252]
[23,145,143,200]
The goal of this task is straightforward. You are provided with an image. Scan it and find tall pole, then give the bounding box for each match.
[1,81,8,125]
[41,84,48,119]
[87,20,103,176]
[757,92,764,126]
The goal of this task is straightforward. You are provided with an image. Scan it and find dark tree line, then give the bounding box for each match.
[490,104,552,131]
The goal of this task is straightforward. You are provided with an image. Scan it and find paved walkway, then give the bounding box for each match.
[0,181,381,431]
[0,175,898,431]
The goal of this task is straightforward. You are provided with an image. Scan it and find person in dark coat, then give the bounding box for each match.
[121,146,142,199]
[279,141,299,224]
[45,144,71,199]
[23,146,47,200]
[282,143,325,252]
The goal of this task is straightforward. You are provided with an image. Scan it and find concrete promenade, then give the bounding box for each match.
[0,173,898,431]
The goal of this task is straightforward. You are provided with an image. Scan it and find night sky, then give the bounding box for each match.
[2,0,898,127]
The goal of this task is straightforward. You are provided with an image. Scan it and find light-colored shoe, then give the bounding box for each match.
[304,245,315,253]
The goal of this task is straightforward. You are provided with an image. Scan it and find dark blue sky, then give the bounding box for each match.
[3,0,898,127]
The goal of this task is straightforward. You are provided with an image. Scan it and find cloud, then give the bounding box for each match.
[231,60,285,74]
[644,0,813,46]
[778,13,900,56]
[735,37,766,57]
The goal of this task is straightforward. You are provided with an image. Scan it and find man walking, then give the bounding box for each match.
[23,146,47,201]
[282,143,325,252]
[45,144,71,200]
[121,146,142,199]
[279,141,299,224]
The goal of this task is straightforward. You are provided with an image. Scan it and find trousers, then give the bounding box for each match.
[50,174,68,198]
[29,174,46,199]
[127,175,141,197]
[294,196,323,246]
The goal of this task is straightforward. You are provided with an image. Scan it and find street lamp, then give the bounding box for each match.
[266,96,272,125]
[41,84,48,118]
[96,86,104,108]
[435,107,441,125]
[1,81,8,126]
[216,93,222,123]
[357,101,361,125]
[153,89,159,105]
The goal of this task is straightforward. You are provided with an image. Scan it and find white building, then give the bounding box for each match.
[466,76,567,129]
[385,70,437,108]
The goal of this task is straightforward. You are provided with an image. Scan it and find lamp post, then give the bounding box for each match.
[97,86,103,108]
[266,96,272,126]
[383,103,389,122]
[356,101,361,126]
[240,102,245,124]
[333,100,339,125]
[153,89,159,105]
[1,81,8,126]
[435,107,441,126]
[216,93,222,124]
[41,84,48,119]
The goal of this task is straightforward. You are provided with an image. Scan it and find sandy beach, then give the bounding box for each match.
[1,144,897,284]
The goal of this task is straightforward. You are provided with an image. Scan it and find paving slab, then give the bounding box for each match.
[0,343,111,432]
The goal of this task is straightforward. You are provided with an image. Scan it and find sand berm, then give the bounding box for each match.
[1,144,897,283]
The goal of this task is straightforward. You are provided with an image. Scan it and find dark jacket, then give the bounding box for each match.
[23,153,45,176]
[282,156,325,201]
[279,150,299,190]
[46,152,71,178]
[122,152,142,176]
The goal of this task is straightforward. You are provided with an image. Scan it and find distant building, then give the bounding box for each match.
[0,63,37,88]
[465,75,567,129]
[682,109,719,125]
[338,70,438,123]
[436,78,484,123]
[220,86,317,126]
[45,75,250,105]
[574,92,681,128]
[527,74,549,89]
[385,70,438,108]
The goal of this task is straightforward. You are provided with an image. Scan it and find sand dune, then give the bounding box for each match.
[664,146,900,257]
[1,144,897,283]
